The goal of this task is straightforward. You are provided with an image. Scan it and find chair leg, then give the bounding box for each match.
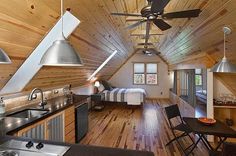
[175,135,189,156]
[187,133,195,147]
[166,132,187,146]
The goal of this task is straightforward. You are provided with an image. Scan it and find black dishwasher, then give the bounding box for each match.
[75,103,88,143]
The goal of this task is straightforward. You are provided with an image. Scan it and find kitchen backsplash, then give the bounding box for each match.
[4,88,65,112]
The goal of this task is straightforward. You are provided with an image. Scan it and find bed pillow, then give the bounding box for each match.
[101,80,113,91]
[98,84,105,93]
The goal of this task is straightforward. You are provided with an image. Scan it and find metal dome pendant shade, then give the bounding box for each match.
[210,27,236,73]
[40,0,83,66]
[0,48,11,64]
[40,38,83,66]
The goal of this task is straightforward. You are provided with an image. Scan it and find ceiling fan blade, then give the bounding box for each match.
[151,0,170,13]
[153,19,171,31]
[111,13,142,17]
[162,9,201,19]
[126,20,147,29]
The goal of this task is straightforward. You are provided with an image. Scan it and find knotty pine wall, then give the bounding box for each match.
[0,0,236,96]
[0,0,136,93]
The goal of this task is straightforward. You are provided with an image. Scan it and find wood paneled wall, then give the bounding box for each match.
[0,0,236,93]
[0,0,138,92]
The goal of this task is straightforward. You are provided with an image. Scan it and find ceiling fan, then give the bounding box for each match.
[111,0,201,31]
[142,47,161,56]
[111,0,201,47]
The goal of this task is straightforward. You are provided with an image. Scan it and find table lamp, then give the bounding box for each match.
[94,81,100,93]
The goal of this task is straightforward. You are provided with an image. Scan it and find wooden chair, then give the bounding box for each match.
[164,104,195,155]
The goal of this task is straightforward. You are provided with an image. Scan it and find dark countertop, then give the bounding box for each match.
[0,94,90,135]
[0,136,154,156]
[183,117,236,138]
[0,94,154,156]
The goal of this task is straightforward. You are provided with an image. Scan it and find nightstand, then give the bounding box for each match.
[91,93,105,111]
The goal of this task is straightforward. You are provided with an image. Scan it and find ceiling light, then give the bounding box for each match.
[210,27,236,73]
[40,0,83,66]
[0,48,11,64]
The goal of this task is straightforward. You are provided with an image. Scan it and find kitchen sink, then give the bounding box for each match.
[7,109,49,119]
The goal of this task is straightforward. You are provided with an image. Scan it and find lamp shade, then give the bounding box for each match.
[210,57,236,73]
[40,39,83,66]
[94,81,100,88]
[0,48,11,64]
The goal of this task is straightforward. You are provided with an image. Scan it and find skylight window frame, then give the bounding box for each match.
[87,50,117,81]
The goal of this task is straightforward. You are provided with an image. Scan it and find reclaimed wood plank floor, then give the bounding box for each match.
[80,99,208,156]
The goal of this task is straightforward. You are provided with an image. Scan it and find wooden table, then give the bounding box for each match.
[183,117,236,155]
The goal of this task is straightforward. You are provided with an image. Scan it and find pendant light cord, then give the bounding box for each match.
[223,30,226,58]
[61,0,64,37]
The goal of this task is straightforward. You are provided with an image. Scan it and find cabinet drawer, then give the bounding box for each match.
[65,106,75,117]
[65,129,75,143]
[65,122,75,134]
[65,113,75,126]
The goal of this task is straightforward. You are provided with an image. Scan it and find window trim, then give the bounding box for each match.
[133,62,158,85]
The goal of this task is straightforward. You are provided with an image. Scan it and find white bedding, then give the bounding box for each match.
[103,88,146,105]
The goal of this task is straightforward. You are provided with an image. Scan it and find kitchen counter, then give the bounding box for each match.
[0,136,154,156]
[0,94,89,135]
[0,95,154,156]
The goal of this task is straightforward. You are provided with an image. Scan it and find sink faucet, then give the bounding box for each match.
[28,88,47,109]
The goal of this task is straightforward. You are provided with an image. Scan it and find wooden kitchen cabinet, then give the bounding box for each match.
[15,106,76,143]
[64,105,75,143]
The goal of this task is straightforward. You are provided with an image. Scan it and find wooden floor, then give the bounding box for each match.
[80,99,208,156]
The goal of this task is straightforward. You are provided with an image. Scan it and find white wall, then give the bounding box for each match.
[72,84,94,95]
[213,76,233,99]
[109,53,170,98]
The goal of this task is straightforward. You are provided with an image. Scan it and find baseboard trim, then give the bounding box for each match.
[146,98,169,100]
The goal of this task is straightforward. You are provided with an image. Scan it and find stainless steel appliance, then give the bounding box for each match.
[75,103,88,143]
[0,139,70,156]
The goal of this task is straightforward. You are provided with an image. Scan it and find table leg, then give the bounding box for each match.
[186,136,201,156]
[197,134,211,150]
[215,137,227,151]
[201,135,214,150]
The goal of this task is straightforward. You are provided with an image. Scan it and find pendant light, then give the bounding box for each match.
[40,0,83,66]
[210,27,236,73]
[0,48,11,64]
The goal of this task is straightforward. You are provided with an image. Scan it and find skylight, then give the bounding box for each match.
[87,50,118,81]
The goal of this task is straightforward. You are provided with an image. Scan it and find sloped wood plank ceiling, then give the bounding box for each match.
[0,0,137,91]
[0,0,235,93]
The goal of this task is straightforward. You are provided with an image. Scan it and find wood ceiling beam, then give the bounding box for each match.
[134,38,158,44]
[130,29,163,36]
[134,45,155,49]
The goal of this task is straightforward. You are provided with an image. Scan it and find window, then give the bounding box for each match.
[195,69,202,86]
[133,63,145,84]
[146,63,157,84]
[133,63,158,85]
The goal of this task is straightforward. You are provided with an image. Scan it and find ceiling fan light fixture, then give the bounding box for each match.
[0,48,11,64]
[40,0,83,66]
[210,27,236,73]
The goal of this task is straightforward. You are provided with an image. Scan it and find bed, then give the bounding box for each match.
[196,90,207,104]
[102,88,146,105]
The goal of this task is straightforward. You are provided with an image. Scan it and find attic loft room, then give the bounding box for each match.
[0,0,236,155]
